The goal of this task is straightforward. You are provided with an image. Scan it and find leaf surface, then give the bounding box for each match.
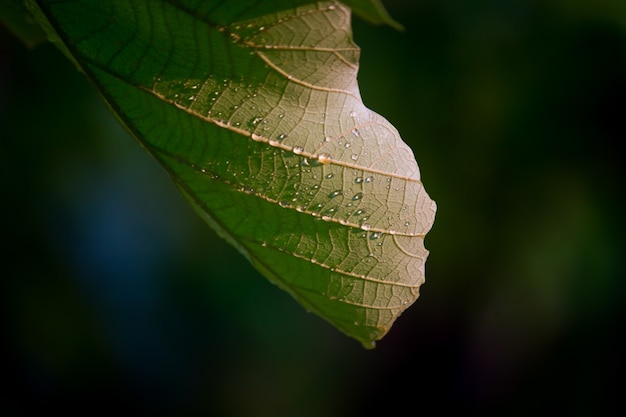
[28,0,436,348]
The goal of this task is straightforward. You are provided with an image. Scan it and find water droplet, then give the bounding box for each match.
[277,133,287,141]
[279,200,290,208]
[293,146,304,154]
[361,223,371,231]
[248,117,263,127]
[351,128,360,137]
[369,232,380,240]
[352,192,364,201]
[364,176,374,183]
[404,221,410,226]
[351,154,358,161]
[353,209,365,216]
[324,136,332,142]
[325,173,334,179]
[354,177,363,184]
[301,157,321,167]
[328,190,343,198]
[349,110,356,117]
[318,153,332,164]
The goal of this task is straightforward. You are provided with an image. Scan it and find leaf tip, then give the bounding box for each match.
[361,340,377,350]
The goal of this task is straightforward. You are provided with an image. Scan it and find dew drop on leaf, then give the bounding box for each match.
[318,153,332,164]
[301,157,322,167]
[248,116,263,127]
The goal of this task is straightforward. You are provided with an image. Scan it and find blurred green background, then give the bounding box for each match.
[1,0,624,415]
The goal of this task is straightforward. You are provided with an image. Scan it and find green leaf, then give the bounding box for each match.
[0,0,46,47]
[26,0,436,348]
[342,0,403,30]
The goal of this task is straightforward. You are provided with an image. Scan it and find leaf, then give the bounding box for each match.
[341,0,404,30]
[26,0,436,348]
[0,0,47,47]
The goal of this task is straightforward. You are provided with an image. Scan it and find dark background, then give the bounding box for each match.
[1,0,624,415]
